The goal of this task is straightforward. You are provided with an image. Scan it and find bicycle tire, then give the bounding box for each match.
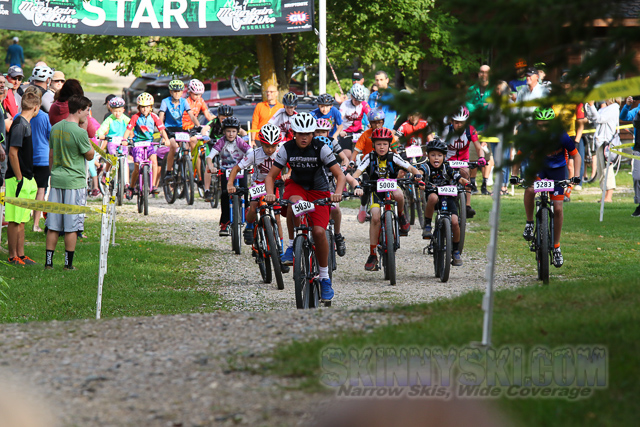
[142,165,149,216]
[197,156,206,199]
[185,156,195,205]
[117,158,125,206]
[458,190,467,254]
[538,208,550,284]
[163,161,177,204]
[293,236,311,309]
[231,194,242,255]
[380,227,389,281]
[310,278,320,309]
[416,187,425,229]
[385,211,397,285]
[137,179,143,214]
[433,223,441,279]
[211,175,220,208]
[439,217,452,283]
[176,160,186,200]
[257,227,272,284]
[407,186,416,226]
[326,229,335,281]
[264,217,284,290]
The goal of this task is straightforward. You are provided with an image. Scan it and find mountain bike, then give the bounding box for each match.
[104,136,129,206]
[163,132,195,205]
[228,169,250,255]
[423,183,456,283]
[446,160,478,254]
[511,177,571,284]
[193,134,214,202]
[131,141,156,216]
[398,143,427,228]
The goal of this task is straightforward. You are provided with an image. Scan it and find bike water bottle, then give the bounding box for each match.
[442,199,448,211]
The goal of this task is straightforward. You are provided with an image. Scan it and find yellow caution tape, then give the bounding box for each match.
[586,77,640,102]
[582,124,633,134]
[610,148,640,161]
[3,195,106,215]
[91,141,117,166]
[479,136,500,143]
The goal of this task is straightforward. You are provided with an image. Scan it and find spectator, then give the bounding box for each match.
[50,71,65,96]
[536,62,552,87]
[0,75,8,182]
[3,65,23,120]
[515,66,550,117]
[49,79,97,138]
[5,91,40,266]
[251,85,283,144]
[352,71,370,100]
[103,94,116,121]
[28,65,54,113]
[509,59,528,95]
[619,95,640,217]
[45,95,95,270]
[488,81,514,196]
[466,64,493,195]
[584,98,620,203]
[5,37,24,68]
[367,71,397,129]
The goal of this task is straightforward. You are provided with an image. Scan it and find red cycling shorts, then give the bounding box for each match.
[283,180,331,229]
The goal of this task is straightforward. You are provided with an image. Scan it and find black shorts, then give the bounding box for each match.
[33,165,50,189]
[338,135,354,152]
[435,195,459,217]
[165,126,186,140]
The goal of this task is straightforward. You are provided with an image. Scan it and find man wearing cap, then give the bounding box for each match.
[3,66,22,120]
[352,71,370,101]
[515,66,550,116]
[5,37,24,68]
[509,59,528,96]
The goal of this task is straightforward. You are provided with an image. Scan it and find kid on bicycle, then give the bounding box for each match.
[511,107,581,267]
[269,92,299,142]
[122,92,169,198]
[310,93,343,143]
[419,137,469,266]
[184,79,215,183]
[350,128,422,271]
[206,117,251,236]
[97,96,130,174]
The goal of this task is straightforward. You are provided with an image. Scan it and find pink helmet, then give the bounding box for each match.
[316,118,332,131]
[452,106,470,121]
[188,79,205,95]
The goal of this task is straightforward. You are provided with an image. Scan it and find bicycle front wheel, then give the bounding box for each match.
[538,208,550,284]
[439,217,452,283]
[384,211,397,285]
[211,174,220,208]
[185,156,195,205]
[257,226,272,284]
[407,186,416,226]
[163,161,177,204]
[326,229,336,281]
[293,236,311,309]
[458,191,467,254]
[142,164,150,216]
[416,187,425,229]
[231,195,242,255]
[117,158,125,206]
[264,217,284,290]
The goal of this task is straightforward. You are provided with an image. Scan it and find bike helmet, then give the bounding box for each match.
[426,136,447,154]
[350,84,366,102]
[451,106,470,121]
[108,96,126,108]
[316,93,335,105]
[217,104,233,117]
[136,92,154,107]
[168,79,185,91]
[371,127,394,142]
[188,79,205,94]
[290,112,317,133]
[315,118,332,131]
[367,108,386,122]
[31,66,53,82]
[258,123,281,146]
[533,107,556,121]
[313,135,333,149]
[221,116,241,130]
[282,91,298,107]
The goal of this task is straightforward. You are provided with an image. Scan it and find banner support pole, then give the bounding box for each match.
[318,0,327,94]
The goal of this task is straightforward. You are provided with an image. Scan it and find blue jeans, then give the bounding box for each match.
[490,142,510,187]
[577,137,586,179]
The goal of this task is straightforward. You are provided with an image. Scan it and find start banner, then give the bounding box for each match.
[0,0,314,36]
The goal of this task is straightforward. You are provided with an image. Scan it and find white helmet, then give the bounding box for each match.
[350,84,366,101]
[31,66,54,82]
[452,106,470,122]
[258,123,281,146]
[290,112,317,133]
[188,79,205,94]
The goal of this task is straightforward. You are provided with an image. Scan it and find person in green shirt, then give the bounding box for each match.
[45,95,95,270]
[465,64,493,195]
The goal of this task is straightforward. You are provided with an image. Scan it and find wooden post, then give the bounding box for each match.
[256,35,279,101]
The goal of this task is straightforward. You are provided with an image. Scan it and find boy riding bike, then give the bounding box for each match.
[339,84,371,161]
[269,92,299,142]
[311,93,343,143]
[419,137,469,266]
[441,106,486,218]
[396,112,432,148]
[351,128,423,270]
[122,92,170,198]
[511,107,581,267]
[97,96,130,174]
[265,112,346,301]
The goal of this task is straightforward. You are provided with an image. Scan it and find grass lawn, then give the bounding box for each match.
[0,213,222,323]
[267,183,640,426]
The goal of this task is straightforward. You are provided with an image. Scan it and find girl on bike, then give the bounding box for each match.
[419,138,468,266]
[97,96,130,174]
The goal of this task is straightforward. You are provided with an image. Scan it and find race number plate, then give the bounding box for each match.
[292,200,315,217]
[111,136,123,144]
[406,145,423,158]
[133,141,151,148]
[437,185,457,197]
[449,160,468,168]
[534,179,554,192]
[249,183,267,200]
[175,132,190,142]
[225,169,245,179]
[377,179,398,192]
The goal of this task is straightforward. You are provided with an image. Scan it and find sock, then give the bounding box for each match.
[45,250,54,267]
[64,250,74,268]
[359,205,366,212]
[471,177,476,185]
[319,266,329,280]
[370,245,377,256]
[526,220,534,225]
[452,241,459,252]
[554,243,560,249]
[425,218,432,227]
[288,239,294,248]
[246,222,254,230]
[482,178,488,184]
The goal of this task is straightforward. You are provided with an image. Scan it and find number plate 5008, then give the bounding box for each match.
[292,200,315,217]
[377,179,398,192]
[533,179,554,192]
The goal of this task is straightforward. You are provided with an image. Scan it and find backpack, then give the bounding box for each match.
[368,152,396,178]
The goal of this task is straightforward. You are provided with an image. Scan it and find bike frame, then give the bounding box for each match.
[135,143,155,194]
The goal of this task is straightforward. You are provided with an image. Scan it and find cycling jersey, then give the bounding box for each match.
[208,117,224,141]
[340,99,370,134]
[269,108,297,141]
[310,106,343,136]
[126,112,165,142]
[541,132,578,169]
[354,128,400,157]
[552,104,578,137]
[396,119,429,146]
[160,97,191,128]
[98,114,130,139]
[207,136,251,170]
[419,161,461,186]
[274,139,337,191]
[357,152,411,180]
[237,147,279,182]
[182,96,207,130]
[441,124,479,161]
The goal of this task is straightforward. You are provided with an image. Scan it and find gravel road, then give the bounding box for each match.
[0,196,529,426]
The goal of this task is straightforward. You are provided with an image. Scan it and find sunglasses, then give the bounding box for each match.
[12,76,23,81]
[53,79,65,83]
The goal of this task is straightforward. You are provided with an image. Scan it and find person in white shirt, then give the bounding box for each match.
[515,66,550,116]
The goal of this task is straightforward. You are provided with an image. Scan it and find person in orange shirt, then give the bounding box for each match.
[251,85,283,144]
[351,108,398,163]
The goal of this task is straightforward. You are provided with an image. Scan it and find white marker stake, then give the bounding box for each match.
[97,201,109,319]
[600,153,612,222]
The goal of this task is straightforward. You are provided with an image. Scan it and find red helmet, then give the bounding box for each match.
[371,127,394,142]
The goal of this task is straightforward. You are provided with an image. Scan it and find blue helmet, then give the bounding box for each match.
[313,135,333,150]
[367,108,385,122]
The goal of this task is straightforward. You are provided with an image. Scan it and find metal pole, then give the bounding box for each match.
[318,0,327,94]
[600,147,612,222]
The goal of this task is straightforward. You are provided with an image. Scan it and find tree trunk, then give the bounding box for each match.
[272,34,297,95]
[256,35,278,101]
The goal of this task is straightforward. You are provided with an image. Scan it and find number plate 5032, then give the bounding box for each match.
[437,186,457,196]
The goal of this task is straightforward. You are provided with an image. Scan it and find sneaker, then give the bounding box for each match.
[320,278,334,300]
[466,205,476,218]
[20,256,36,265]
[7,256,25,266]
[150,187,160,195]
[44,266,53,270]
[204,190,212,202]
[357,208,367,224]
[452,250,463,266]
[243,227,254,245]
[552,247,564,268]
[523,223,534,241]
[481,184,492,196]
[63,265,77,271]
[164,171,173,183]
[574,185,582,191]
[281,246,294,266]
[125,185,133,200]
[470,182,479,195]
[335,233,346,257]
[364,254,378,271]
[399,213,410,236]
[563,195,571,202]
[219,223,230,237]
[422,225,432,240]
[90,189,100,197]
[631,205,640,217]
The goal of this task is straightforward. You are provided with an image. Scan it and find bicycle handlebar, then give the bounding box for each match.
[510,176,573,187]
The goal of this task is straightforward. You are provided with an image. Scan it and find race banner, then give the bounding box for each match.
[0,0,314,36]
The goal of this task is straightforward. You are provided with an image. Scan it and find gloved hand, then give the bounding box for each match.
[509,176,520,185]
[15,178,24,197]
[477,157,487,167]
[571,177,581,185]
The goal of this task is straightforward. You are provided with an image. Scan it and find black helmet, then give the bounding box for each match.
[316,93,335,105]
[426,136,447,154]
[221,116,240,130]
[282,91,298,107]
[217,104,233,117]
